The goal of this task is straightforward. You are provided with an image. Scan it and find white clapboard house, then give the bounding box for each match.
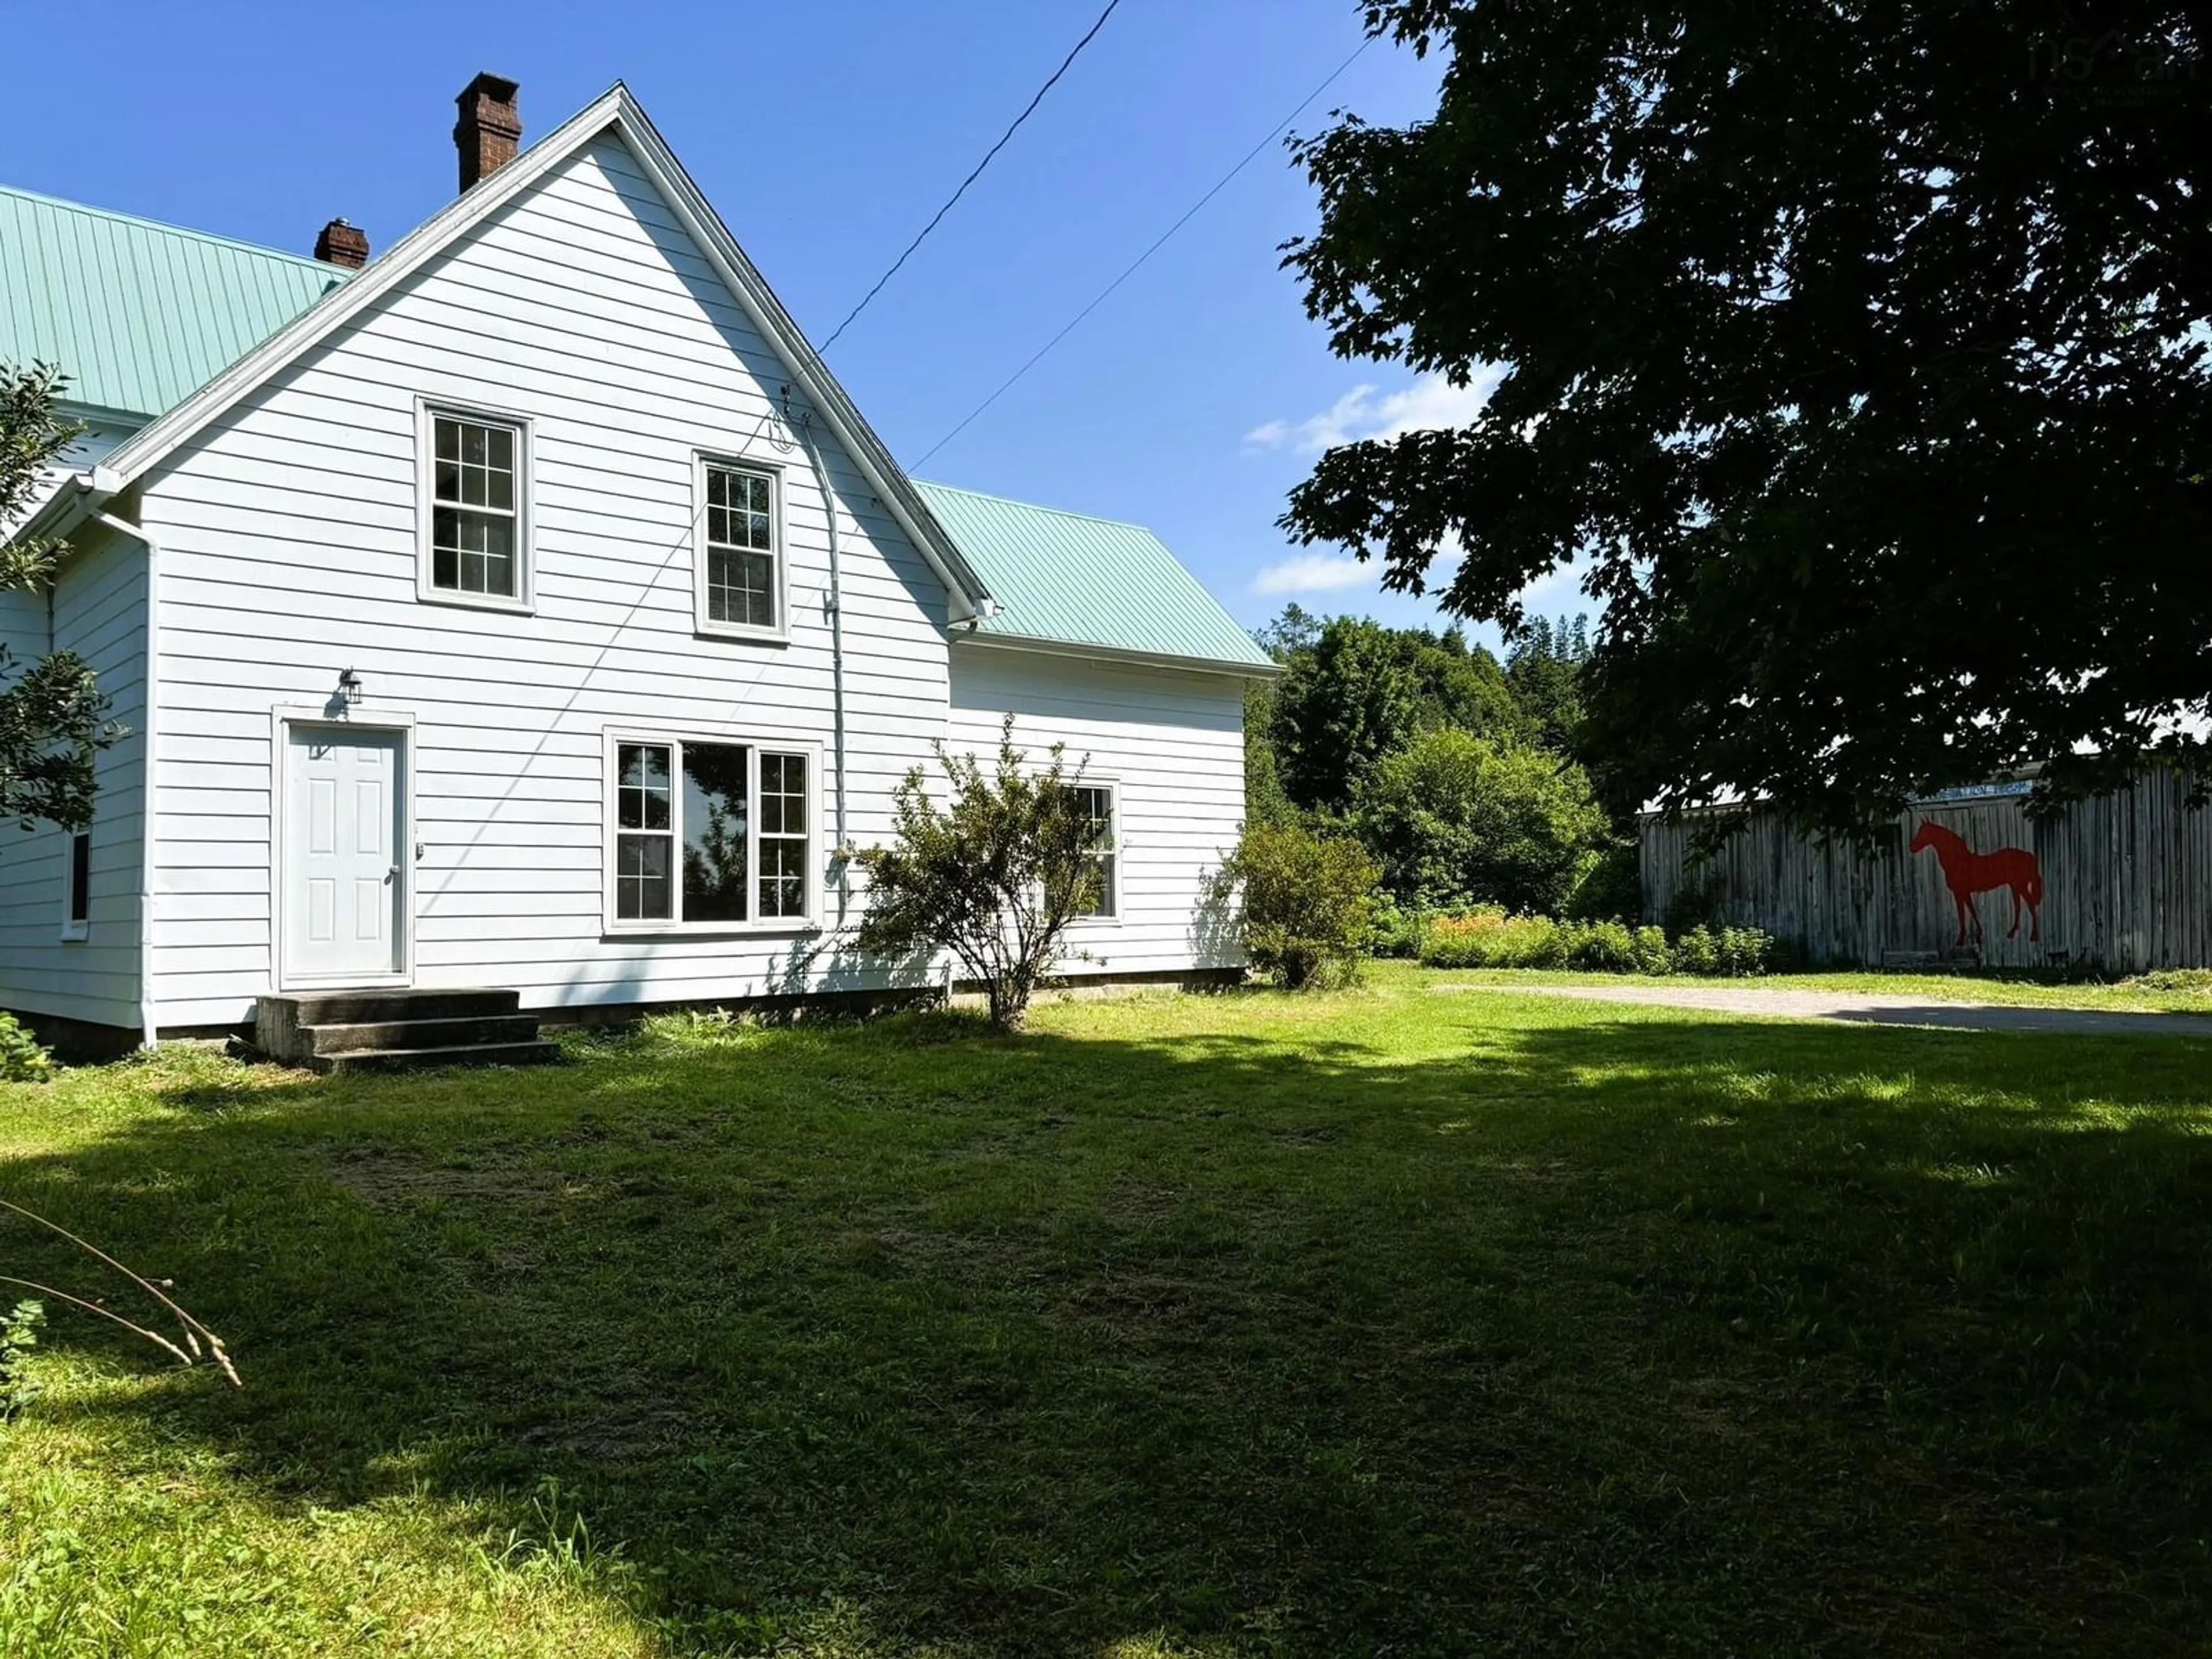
[0,75,1273,1061]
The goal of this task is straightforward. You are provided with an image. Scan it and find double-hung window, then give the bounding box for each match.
[1070,783,1118,920]
[608,733,815,930]
[423,408,528,607]
[695,459,782,637]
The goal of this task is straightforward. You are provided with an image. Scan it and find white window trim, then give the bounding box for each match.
[415,399,536,615]
[1068,777,1123,926]
[59,828,90,942]
[691,451,790,643]
[601,725,823,936]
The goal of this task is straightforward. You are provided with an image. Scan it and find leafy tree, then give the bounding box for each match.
[1354,727,1608,913]
[2,364,112,830]
[1216,822,1380,989]
[854,717,1105,1031]
[1268,614,1522,813]
[1505,614,1589,756]
[1253,601,1324,661]
[1281,3,2212,834]
[1241,674,1298,831]
[1403,624,1525,741]
[1270,617,1421,813]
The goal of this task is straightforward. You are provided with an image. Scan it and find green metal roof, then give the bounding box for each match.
[0,183,347,419]
[915,482,1271,671]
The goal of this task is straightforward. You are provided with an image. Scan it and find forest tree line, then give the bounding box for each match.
[1240,604,1638,933]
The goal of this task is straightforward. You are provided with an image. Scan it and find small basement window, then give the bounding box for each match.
[61,830,90,941]
[607,733,815,931]
[423,408,529,607]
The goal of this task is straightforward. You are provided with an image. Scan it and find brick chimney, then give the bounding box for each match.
[454,73,522,192]
[313,217,369,269]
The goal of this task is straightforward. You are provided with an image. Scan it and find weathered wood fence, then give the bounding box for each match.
[1639,770,2212,972]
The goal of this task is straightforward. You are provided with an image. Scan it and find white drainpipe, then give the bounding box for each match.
[795,415,851,926]
[86,484,161,1050]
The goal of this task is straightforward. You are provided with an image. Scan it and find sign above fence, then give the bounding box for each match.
[1914,780,2036,804]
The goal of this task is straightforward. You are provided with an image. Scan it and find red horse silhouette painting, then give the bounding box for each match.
[1909,820,2043,947]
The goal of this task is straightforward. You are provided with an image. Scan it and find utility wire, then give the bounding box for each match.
[820,0,1124,353]
[909,36,1375,474]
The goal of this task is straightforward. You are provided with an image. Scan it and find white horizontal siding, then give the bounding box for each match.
[948,646,1248,977]
[137,132,961,1027]
[0,520,145,1030]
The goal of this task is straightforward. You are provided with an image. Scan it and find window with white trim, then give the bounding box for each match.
[757,752,809,918]
[608,735,813,929]
[696,460,782,635]
[426,410,525,603]
[1070,783,1118,919]
[61,829,90,941]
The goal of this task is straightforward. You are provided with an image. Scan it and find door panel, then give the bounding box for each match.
[285,726,406,981]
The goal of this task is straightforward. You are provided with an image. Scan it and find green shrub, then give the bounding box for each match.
[1716,926,1778,977]
[1565,919,1638,972]
[1365,896,1425,959]
[1631,925,1675,975]
[0,1013,52,1083]
[1220,823,1381,989]
[1420,911,1778,977]
[1672,925,1721,976]
[854,716,1109,1031]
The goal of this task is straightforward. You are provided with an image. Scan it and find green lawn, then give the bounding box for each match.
[2,976,2208,1656]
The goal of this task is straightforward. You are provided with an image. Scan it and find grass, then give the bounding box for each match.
[1,978,2209,1656]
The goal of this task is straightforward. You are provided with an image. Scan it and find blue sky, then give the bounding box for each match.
[7,1,1572,649]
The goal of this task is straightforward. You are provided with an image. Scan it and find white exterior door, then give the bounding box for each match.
[284,725,406,982]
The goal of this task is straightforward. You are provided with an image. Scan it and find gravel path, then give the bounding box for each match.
[1440,982,2212,1037]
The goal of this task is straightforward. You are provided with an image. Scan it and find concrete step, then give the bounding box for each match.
[273,987,521,1025]
[256,986,533,1066]
[308,1039,562,1075]
[301,1014,543,1055]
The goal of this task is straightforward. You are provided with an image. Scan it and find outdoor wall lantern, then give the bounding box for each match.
[336,667,364,707]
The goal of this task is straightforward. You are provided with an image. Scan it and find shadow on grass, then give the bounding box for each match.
[5,1005,2211,1656]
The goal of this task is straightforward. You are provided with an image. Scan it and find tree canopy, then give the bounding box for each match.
[1281,3,2211,834]
[1246,605,1620,918]
[1356,727,1607,914]
[1270,615,1524,812]
[2,364,111,831]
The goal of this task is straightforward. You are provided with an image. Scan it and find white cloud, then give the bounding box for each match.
[1249,552,1378,596]
[1243,366,1575,611]
[1243,367,1503,457]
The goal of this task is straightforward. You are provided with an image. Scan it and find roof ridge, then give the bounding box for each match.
[916,478,1156,536]
[0,181,343,273]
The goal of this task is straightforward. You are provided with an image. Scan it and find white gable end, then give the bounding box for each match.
[134,132,963,1023]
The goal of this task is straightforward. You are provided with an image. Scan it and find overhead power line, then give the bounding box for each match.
[820,0,1125,353]
[908,36,1375,474]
